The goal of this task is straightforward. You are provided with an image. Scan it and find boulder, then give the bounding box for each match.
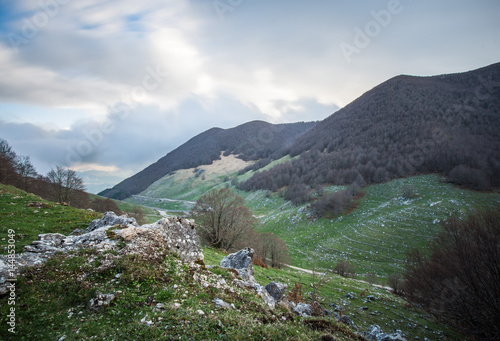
[294,302,312,317]
[154,217,203,263]
[255,284,276,309]
[345,292,356,299]
[220,247,255,282]
[213,298,235,309]
[264,281,287,302]
[339,315,357,331]
[220,248,289,309]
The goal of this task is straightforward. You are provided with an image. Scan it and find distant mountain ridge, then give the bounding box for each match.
[99,121,317,199]
[240,62,500,193]
[102,62,500,201]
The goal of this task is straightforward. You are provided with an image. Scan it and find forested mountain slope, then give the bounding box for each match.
[240,62,500,193]
[100,121,316,199]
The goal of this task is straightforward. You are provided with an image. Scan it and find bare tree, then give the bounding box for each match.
[15,155,37,190]
[334,259,356,278]
[0,138,18,184]
[47,166,85,204]
[263,233,290,268]
[190,188,257,250]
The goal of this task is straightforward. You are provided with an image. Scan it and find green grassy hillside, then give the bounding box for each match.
[138,173,500,278]
[0,185,101,254]
[250,175,500,276]
[0,183,473,340]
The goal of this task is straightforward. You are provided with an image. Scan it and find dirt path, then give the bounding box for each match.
[285,264,326,276]
[284,264,393,291]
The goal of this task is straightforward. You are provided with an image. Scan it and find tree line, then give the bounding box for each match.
[0,138,143,220]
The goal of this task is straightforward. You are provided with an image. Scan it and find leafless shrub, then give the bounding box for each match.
[334,259,355,278]
[388,273,405,295]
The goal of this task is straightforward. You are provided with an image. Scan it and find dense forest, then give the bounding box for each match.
[239,63,500,196]
[100,121,316,200]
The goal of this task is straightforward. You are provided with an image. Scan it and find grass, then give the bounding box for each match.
[0,185,101,254]
[202,247,464,341]
[0,243,464,340]
[241,174,500,277]
[134,170,500,279]
[0,185,471,340]
[0,247,359,341]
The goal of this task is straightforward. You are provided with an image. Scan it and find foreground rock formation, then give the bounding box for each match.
[220,247,288,309]
[0,211,203,295]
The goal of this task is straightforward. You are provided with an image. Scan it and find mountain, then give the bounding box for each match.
[240,62,500,193]
[99,120,317,199]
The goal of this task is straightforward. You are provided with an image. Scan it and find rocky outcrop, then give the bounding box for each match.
[220,247,255,283]
[89,293,116,311]
[117,217,203,263]
[85,211,138,232]
[219,248,288,309]
[0,211,203,295]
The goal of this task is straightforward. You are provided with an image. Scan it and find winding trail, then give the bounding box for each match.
[283,263,393,291]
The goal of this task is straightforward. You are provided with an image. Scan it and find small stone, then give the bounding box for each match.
[197,310,205,316]
[213,298,231,309]
[345,292,355,299]
[293,302,312,317]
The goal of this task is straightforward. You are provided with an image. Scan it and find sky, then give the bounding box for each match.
[0,0,499,193]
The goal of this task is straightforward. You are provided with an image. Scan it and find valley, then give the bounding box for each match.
[126,161,500,280]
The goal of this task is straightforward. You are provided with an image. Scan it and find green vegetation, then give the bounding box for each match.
[0,184,101,254]
[0,185,474,340]
[0,246,357,340]
[203,247,462,341]
[141,172,500,279]
[244,174,500,277]
[0,243,462,341]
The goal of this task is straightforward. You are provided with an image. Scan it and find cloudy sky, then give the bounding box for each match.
[0,0,499,193]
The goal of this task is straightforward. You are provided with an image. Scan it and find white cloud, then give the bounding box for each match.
[0,0,499,184]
